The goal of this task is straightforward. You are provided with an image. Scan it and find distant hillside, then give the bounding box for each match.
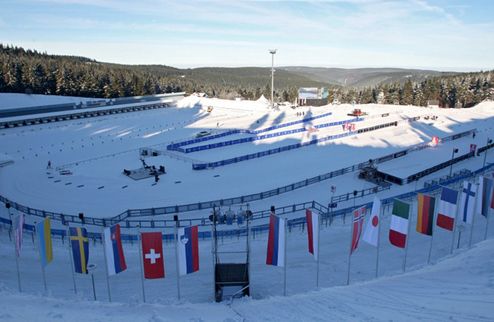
[281,66,458,88]
[1,44,492,107]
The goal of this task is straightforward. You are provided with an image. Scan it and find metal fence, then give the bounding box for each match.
[2,163,493,242]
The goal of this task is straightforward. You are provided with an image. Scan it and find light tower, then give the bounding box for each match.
[269,49,277,109]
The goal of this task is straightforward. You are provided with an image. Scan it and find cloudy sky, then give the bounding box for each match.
[1,0,493,71]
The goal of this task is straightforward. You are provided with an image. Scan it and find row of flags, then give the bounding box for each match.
[67,225,199,279]
[12,219,200,298]
[266,176,494,290]
[9,175,493,296]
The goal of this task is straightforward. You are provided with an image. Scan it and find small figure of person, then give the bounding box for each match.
[141,158,148,169]
[155,174,159,183]
[46,160,52,169]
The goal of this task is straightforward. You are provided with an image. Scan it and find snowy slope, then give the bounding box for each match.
[0,94,494,321]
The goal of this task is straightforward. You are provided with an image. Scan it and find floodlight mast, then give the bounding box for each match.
[269,49,277,109]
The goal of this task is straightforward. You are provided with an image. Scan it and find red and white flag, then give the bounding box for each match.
[306,209,319,261]
[362,197,381,247]
[141,232,165,279]
[350,206,366,254]
[13,214,25,257]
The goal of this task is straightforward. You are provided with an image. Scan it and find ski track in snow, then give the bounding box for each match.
[0,94,494,321]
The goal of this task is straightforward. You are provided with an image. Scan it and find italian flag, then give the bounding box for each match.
[389,199,410,248]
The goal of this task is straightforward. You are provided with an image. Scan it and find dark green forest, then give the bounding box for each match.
[1,44,493,107]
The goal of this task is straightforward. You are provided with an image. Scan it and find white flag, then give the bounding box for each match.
[362,197,381,247]
[13,214,25,257]
[460,181,477,224]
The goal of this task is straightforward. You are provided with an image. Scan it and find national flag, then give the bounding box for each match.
[69,227,89,274]
[460,181,477,224]
[491,177,494,210]
[362,197,381,247]
[416,194,435,236]
[389,199,410,248]
[470,144,477,152]
[177,226,199,275]
[477,177,493,217]
[306,209,319,261]
[350,206,366,254]
[307,126,319,133]
[141,232,164,279]
[266,214,285,267]
[436,187,458,231]
[431,136,439,147]
[37,218,53,268]
[104,224,127,276]
[13,214,25,258]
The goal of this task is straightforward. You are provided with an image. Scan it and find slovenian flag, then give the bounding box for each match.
[389,199,410,248]
[177,226,199,275]
[436,187,458,231]
[266,214,285,267]
[306,209,319,261]
[104,224,127,276]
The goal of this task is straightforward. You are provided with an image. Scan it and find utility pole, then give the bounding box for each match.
[269,49,277,109]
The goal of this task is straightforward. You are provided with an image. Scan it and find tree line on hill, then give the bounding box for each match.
[1,44,493,108]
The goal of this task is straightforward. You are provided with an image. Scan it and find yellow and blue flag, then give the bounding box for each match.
[37,218,53,268]
[70,227,89,274]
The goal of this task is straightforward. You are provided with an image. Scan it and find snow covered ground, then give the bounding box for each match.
[0,94,494,321]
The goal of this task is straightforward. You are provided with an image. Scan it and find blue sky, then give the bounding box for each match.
[1,0,493,71]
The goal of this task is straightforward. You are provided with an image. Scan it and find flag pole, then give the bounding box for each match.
[346,209,354,285]
[175,224,181,301]
[137,226,146,303]
[468,183,479,248]
[450,188,461,254]
[210,222,216,300]
[66,225,77,294]
[402,201,413,272]
[12,213,22,293]
[484,207,491,241]
[283,218,287,296]
[35,221,48,292]
[427,195,439,264]
[316,212,321,288]
[102,228,112,302]
[375,202,382,278]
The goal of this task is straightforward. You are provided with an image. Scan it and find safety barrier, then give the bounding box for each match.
[2,163,493,242]
[181,117,363,154]
[0,128,489,230]
[191,116,415,170]
[166,112,334,152]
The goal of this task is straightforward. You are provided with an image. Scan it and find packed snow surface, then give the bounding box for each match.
[0,94,494,321]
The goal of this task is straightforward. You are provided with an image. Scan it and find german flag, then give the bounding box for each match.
[417,194,435,236]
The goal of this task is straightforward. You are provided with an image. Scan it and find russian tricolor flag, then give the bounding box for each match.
[178,226,199,275]
[104,224,127,276]
[266,214,285,267]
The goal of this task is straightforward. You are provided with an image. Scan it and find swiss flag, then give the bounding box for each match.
[141,232,165,279]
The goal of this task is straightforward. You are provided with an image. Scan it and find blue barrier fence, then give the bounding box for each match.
[182,117,363,154]
[166,112,334,152]
[0,127,485,231]
[2,163,493,242]
[191,118,403,170]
